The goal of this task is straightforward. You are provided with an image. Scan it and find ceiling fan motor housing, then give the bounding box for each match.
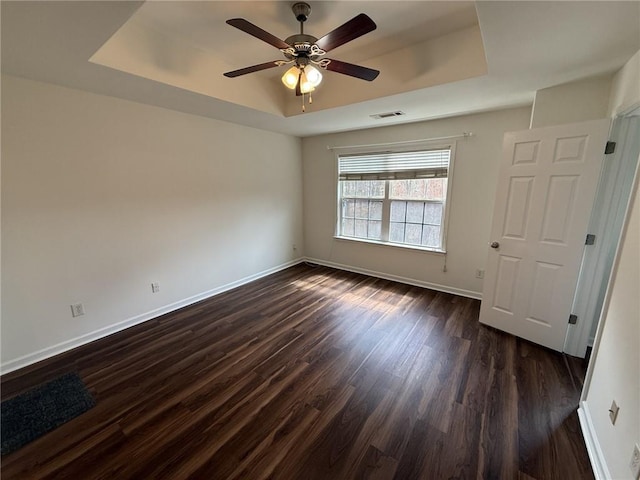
[283,33,320,61]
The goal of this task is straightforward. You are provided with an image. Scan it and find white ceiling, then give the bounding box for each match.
[2,1,639,137]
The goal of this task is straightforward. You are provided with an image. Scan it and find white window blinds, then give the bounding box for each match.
[338,148,450,180]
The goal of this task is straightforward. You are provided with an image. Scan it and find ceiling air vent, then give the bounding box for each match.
[370,111,405,120]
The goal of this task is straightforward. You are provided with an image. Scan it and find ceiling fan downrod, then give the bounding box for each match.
[292,2,312,30]
[291,2,315,112]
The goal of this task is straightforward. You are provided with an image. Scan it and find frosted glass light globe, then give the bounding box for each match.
[281,66,299,90]
[304,65,323,87]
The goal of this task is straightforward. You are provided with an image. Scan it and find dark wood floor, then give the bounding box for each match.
[1,264,594,480]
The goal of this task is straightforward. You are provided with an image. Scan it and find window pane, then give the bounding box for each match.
[343,199,355,218]
[390,179,430,200]
[390,222,405,243]
[409,179,427,199]
[342,218,355,236]
[368,221,382,240]
[355,182,370,198]
[423,203,443,225]
[341,181,356,197]
[340,182,386,239]
[389,180,409,199]
[341,180,385,199]
[405,223,422,245]
[355,219,368,237]
[370,201,383,220]
[390,201,406,222]
[406,201,424,223]
[355,199,369,219]
[426,178,447,201]
[390,200,445,248]
[422,225,441,248]
[371,181,385,198]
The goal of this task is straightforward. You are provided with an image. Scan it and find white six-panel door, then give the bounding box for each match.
[479,119,610,351]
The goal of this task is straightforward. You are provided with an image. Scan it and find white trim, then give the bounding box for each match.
[441,141,457,251]
[616,101,640,118]
[333,235,446,255]
[304,256,482,300]
[326,132,473,151]
[0,258,304,375]
[578,402,612,480]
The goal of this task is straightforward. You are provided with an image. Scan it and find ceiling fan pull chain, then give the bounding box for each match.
[302,92,306,113]
[309,93,313,104]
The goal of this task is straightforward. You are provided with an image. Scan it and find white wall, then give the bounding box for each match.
[582,166,639,480]
[301,107,531,297]
[1,75,303,371]
[530,75,612,128]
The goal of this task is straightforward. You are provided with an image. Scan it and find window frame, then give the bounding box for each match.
[334,141,456,253]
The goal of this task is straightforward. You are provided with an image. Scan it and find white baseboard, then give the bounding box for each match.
[303,257,482,300]
[1,258,304,375]
[578,401,611,480]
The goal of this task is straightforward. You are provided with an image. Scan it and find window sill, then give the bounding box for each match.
[333,235,446,255]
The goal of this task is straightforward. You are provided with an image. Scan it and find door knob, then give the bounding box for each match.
[490,241,500,249]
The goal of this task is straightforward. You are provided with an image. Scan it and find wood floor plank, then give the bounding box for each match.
[270,384,357,480]
[353,445,398,480]
[392,418,445,480]
[434,402,483,478]
[1,264,594,480]
[419,335,471,434]
[284,373,392,480]
[369,344,436,460]
[516,340,594,480]
[477,367,519,479]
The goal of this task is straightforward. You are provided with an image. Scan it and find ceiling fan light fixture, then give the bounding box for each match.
[299,71,315,94]
[304,65,322,87]
[282,65,322,93]
[282,66,300,89]
[299,67,320,94]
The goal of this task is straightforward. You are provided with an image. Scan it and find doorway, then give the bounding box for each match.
[565,109,640,357]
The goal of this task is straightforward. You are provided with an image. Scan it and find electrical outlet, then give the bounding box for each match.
[151,282,160,293]
[70,303,85,317]
[292,244,297,252]
[475,269,485,279]
[630,444,640,479]
[609,400,619,425]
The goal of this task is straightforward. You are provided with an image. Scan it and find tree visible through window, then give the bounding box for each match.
[337,148,452,251]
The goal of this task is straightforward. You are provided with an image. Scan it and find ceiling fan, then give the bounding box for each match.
[223,2,379,111]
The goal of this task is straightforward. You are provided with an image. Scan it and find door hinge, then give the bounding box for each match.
[604,141,616,154]
[568,314,578,325]
[585,234,596,245]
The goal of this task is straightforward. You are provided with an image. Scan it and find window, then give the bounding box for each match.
[337,147,452,251]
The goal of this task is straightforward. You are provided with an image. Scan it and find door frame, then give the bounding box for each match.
[564,106,640,357]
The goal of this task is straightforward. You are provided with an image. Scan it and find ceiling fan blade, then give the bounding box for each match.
[226,18,290,50]
[324,59,379,81]
[223,61,282,78]
[315,14,376,53]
